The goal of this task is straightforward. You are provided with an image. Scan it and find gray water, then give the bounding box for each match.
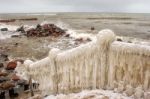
[0,13,150,40]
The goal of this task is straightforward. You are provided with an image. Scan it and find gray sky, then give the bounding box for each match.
[0,0,150,13]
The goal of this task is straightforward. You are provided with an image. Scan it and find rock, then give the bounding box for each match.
[0,53,9,61]
[127,41,132,43]
[0,72,8,77]
[11,35,21,38]
[6,61,17,70]
[36,24,42,30]
[1,28,8,31]
[116,38,123,42]
[16,26,25,33]
[14,43,19,47]
[134,86,144,99]
[125,85,134,96]
[0,63,4,68]
[65,34,70,37]
[0,81,15,90]
[91,27,95,30]
[26,28,36,37]
[75,37,92,45]
[75,38,83,42]
[17,79,27,85]
[11,74,20,81]
[87,38,92,41]
[26,23,65,37]
[0,77,10,83]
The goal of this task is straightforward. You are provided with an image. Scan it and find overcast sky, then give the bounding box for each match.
[0,0,150,13]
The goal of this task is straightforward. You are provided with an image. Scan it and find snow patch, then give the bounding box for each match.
[45,89,133,99]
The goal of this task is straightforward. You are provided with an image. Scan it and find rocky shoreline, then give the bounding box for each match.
[0,55,32,98]
[0,22,93,98]
[0,23,68,98]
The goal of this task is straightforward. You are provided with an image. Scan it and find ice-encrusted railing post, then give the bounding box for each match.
[53,29,116,92]
[48,48,60,94]
[96,30,116,89]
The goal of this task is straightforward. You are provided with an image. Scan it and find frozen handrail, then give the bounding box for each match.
[16,29,150,96]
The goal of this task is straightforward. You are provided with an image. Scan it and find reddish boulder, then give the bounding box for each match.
[0,72,8,77]
[6,61,17,70]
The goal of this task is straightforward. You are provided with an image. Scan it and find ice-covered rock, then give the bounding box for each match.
[125,85,134,96]
[134,86,144,99]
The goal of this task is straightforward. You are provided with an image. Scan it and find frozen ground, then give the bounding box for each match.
[45,89,133,99]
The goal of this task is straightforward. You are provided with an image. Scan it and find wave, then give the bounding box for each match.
[41,20,96,41]
[0,21,95,40]
[0,31,20,40]
[0,23,19,31]
[0,23,20,39]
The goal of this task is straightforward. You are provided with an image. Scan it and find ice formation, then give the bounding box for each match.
[16,29,150,97]
[66,29,96,41]
[45,89,133,99]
